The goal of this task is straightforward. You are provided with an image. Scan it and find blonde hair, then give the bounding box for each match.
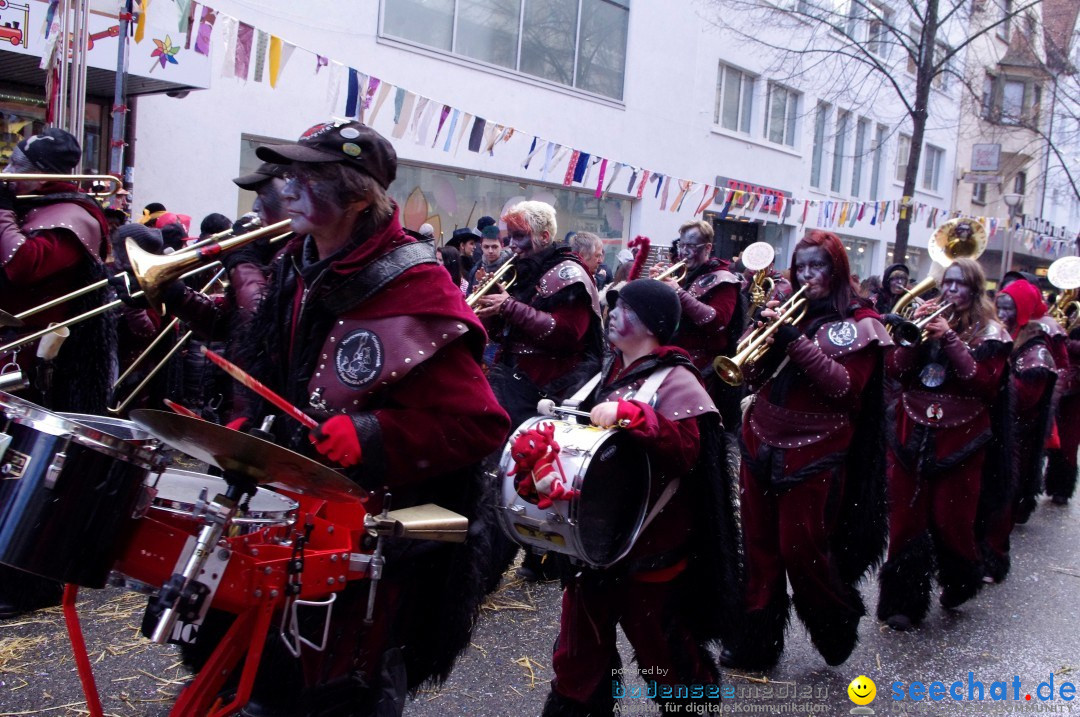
[503,200,557,246]
[678,219,714,243]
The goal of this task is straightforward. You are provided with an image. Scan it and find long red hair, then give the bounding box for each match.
[790,230,860,316]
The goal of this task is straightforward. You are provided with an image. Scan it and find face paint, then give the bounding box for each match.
[995,293,1017,331]
[888,271,910,296]
[607,299,646,343]
[252,177,288,225]
[282,171,356,241]
[504,213,535,257]
[794,245,833,300]
[678,228,711,272]
[941,264,973,312]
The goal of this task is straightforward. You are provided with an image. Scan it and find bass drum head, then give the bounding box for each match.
[575,431,649,567]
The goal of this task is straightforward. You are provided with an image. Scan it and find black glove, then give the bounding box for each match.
[108,272,150,309]
[0,185,16,212]
[881,313,905,327]
[771,321,802,354]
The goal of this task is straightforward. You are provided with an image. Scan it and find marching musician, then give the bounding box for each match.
[541,279,738,716]
[466,223,509,294]
[1047,317,1080,506]
[721,230,890,670]
[654,220,744,428]
[981,278,1057,582]
[876,258,1010,631]
[0,128,114,619]
[873,262,911,316]
[162,121,510,715]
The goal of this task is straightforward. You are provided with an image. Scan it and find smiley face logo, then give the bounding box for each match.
[848,675,877,705]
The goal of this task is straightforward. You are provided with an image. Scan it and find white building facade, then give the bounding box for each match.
[128,0,967,279]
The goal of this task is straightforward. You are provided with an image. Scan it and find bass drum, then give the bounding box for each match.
[0,394,165,587]
[498,417,649,568]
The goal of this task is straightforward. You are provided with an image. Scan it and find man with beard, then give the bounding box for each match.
[722,230,890,670]
[0,128,113,619]
[877,258,1010,631]
[476,200,603,582]
[539,279,739,716]
[653,220,744,429]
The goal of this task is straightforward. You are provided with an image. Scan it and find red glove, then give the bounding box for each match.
[226,417,249,431]
[309,414,362,467]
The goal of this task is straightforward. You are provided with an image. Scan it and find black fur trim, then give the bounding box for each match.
[541,689,609,717]
[720,592,789,671]
[792,588,864,667]
[937,546,983,609]
[875,533,934,627]
[1045,450,1077,500]
[981,546,1010,584]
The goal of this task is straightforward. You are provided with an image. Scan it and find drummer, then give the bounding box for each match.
[540,279,739,715]
[161,120,510,715]
[0,128,113,619]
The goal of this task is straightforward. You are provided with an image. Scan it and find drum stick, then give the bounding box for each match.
[201,346,319,430]
[163,398,202,419]
[537,399,629,428]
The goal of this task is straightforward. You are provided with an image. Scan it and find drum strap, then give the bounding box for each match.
[640,476,680,534]
[563,366,673,409]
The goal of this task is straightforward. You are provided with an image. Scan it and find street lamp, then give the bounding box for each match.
[1000,192,1024,284]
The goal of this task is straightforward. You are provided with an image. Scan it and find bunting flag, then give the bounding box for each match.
[433,105,452,148]
[626,169,638,195]
[454,113,473,154]
[392,92,417,139]
[659,177,672,211]
[183,1,197,49]
[177,0,193,34]
[467,117,486,152]
[572,152,590,184]
[801,200,810,225]
[636,171,651,199]
[135,0,149,44]
[234,22,254,79]
[360,77,380,123]
[316,55,328,72]
[252,32,270,84]
[269,38,293,88]
[410,97,431,139]
[345,68,361,117]
[717,191,733,221]
[695,186,718,216]
[595,159,608,199]
[522,137,543,169]
[563,150,582,186]
[653,174,664,199]
[219,16,237,78]
[416,101,438,146]
[325,61,344,116]
[368,80,392,125]
[540,143,559,181]
[603,163,625,199]
[672,180,693,212]
[442,109,460,152]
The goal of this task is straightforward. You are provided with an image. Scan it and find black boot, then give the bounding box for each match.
[876,533,934,630]
[718,593,789,672]
[0,566,63,619]
[793,588,865,667]
[517,549,560,582]
[541,687,613,717]
[1045,450,1077,505]
[938,548,983,610]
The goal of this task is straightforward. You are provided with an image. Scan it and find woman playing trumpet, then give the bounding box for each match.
[877,258,1010,631]
[721,230,890,671]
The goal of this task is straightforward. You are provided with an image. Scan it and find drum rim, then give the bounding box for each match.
[0,392,166,470]
[58,412,157,446]
[150,468,300,522]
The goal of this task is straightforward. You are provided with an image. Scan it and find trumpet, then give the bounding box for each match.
[653,260,687,283]
[3,173,123,198]
[713,285,808,386]
[893,301,954,347]
[890,275,937,321]
[465,258,515,308]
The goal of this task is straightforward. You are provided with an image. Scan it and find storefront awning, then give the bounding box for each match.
[0,49,200,98]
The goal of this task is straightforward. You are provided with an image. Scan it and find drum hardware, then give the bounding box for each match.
[363,494,390,626]
[537,398,630,428]
[280,592,337,658]
[0,367,28,393]
[43,439,70,489]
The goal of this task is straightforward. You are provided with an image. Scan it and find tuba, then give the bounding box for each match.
[741,241,777,315]
[1048,256,1080,331]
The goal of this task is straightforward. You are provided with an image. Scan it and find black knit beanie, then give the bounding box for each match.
[606,278,681,344]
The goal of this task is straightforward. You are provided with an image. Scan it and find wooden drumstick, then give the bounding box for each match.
[201,346,319,430]
[163,398,202,419]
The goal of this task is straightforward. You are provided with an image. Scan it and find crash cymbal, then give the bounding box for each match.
[0,310,24,328]
[130,409,365,502]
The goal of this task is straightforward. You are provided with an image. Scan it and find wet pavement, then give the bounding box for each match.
[0,496,1077,716]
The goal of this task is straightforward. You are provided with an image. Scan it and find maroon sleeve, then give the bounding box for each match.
[786,336,880,405]
[677,282,737,330]
[229,262,268,318]
[164,285,233,341]
[501,293,592,351]
[1014,371,1052,413]
[2,229,85,286]
[943,332,1007,399]
[616,399,701,474]
[367,338,511,486]
[886,344,918,380]
[121,306,161,339]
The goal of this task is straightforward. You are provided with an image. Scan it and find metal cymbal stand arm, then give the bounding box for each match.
[364,493,391,625]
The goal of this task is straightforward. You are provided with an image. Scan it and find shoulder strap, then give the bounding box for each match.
[320,241,437,315]
[632,365,674,407]
[563,372,602,408]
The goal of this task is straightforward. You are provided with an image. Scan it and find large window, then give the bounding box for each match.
[982,73,1042,125]
[895,133,911,182]
[851,117,869,197]
[922,145,943,192]
[810,102,829,188]
[382,0,630,100]
[870,124,886,199]
[831,109,849,192]
[765,83,799,147]
[715,63,754,133]
[867,4,893,57]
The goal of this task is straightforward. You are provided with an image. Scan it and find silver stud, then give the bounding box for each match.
[391,371,398,377]
[319,364,324,370]
[315,372,321,377]
[442,333,449,339]
[322,354,328,359]
[404,358,411,364]
[418,350,425,355]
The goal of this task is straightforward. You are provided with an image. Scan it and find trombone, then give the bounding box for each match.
[0,217,266,329]
[653,260,687,283]
[3,173,123,198]
[713,285,808,386]
[465,258,516,308]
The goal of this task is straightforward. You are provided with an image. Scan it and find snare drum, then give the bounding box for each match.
[498,417,650,568]
[112,469,298,594]
[0,393,165,587]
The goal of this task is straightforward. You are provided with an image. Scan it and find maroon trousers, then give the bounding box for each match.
[551,572,715,704]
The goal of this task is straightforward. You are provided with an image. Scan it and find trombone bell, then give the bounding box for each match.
[5,173,123,197]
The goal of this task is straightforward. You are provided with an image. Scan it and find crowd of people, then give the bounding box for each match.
[0,122,1076,717]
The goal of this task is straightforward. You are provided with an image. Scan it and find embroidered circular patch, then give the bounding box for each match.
[342,142,362,157]
[920,362,946,388]
[697,274,717,289]
[827,321,857,347]
[335,329,384,388]
[557,265,580,281]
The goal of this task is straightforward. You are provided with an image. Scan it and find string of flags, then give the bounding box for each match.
[143,0,1074,256]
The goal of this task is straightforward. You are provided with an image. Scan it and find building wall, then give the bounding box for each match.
[132,0,963,279]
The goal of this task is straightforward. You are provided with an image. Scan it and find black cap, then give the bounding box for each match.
[481,224,500,240]
[477,215,497,231]
[447,227,481,248]
[18,128,82,174]
[233,162,286,190]
[606,279,681,344]
[256,121,397,189]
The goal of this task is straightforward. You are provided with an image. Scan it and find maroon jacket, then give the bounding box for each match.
[672,259,742,369]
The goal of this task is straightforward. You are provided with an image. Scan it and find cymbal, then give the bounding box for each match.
[130,409,366,502]
[0,310,24,328]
